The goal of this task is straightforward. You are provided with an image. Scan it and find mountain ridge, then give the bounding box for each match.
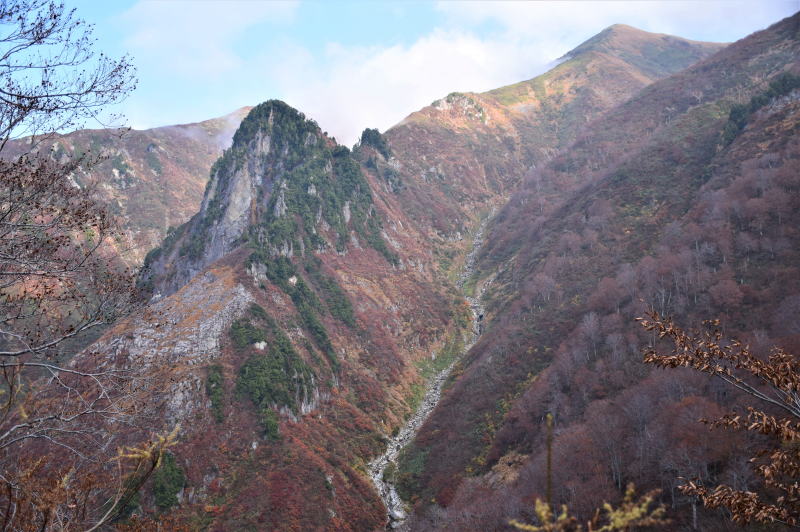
[381,25,725,250]
[4,106,251,264]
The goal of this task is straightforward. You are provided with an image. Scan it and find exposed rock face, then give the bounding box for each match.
[143,101,398,297]
[93,264,253,423]
[142,111,288,294]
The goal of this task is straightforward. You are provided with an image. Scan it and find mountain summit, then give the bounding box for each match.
[566,23,727,78]
[382,24,725,242]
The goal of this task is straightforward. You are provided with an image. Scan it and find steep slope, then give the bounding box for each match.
[6,108,250,264]
[400,13,800,530]
[141,102,402,296]
[89,101,465,530]
[380,25,725,246]
[61,23,732,531]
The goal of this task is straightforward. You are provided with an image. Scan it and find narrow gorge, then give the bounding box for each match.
[368,218,490,529]
[7,8,799,529]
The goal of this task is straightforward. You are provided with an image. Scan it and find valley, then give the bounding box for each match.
[398,13,800,531]
[369,216,490,529]
[2,5,798,531]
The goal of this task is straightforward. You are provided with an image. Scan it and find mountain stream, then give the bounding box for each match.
[368,220,489,530]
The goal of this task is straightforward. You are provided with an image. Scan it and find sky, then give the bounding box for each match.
[70,0,798,146]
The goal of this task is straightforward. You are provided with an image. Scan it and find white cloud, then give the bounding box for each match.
[274,1,797,145]
[115,0,797,145]
[435,1,797,45]
[267,30,565,145]
[121,0,297,78]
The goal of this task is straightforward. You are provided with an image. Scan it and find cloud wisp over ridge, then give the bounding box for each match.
[113,0,798,145]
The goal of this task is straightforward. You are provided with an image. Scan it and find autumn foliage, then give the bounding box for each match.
[399,13,800,531]
[0,1,173,529]
[510,483,668,532]
[640,312,800,527]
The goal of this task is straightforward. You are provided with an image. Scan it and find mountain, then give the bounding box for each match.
[6,108,250,264]
[91,101,463,529]
[399,13,800,530]
[380,25,724,243]
[67,23,744,531]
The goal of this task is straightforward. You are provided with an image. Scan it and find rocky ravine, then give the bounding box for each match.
[368,218,490,529]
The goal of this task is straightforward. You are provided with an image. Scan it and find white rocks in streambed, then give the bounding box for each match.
[389,507,407,521]
[369,215,491,529]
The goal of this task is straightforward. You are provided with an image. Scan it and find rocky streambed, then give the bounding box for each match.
[368,219,489,529]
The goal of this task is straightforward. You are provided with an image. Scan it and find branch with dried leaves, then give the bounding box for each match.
[0,0,136,147]
[2,425,179,531]
[0,1,157,529]
[0,154,135,360]
[639,311,800,527]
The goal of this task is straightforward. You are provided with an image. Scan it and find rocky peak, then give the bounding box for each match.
[141,100,396,296]
[194,102,323,268]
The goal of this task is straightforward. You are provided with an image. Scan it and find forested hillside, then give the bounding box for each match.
[86,24,740,531]
[85,101,469,529]
[400,13,800,530]
[382,25,723,246]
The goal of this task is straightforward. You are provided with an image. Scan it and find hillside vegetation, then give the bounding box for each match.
[3,108,249,264]
[106,24,735,531]
[400,13,800,531]
[382,24,724,244]
[88,101,467,529]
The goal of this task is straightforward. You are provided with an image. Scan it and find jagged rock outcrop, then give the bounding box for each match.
[143,101,396,297]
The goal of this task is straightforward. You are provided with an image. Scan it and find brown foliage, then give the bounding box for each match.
[3,428,178,531]
[640,312,800,526]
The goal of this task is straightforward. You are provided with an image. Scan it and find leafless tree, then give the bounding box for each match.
[0,2,172,530]
[0,0,135,147]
